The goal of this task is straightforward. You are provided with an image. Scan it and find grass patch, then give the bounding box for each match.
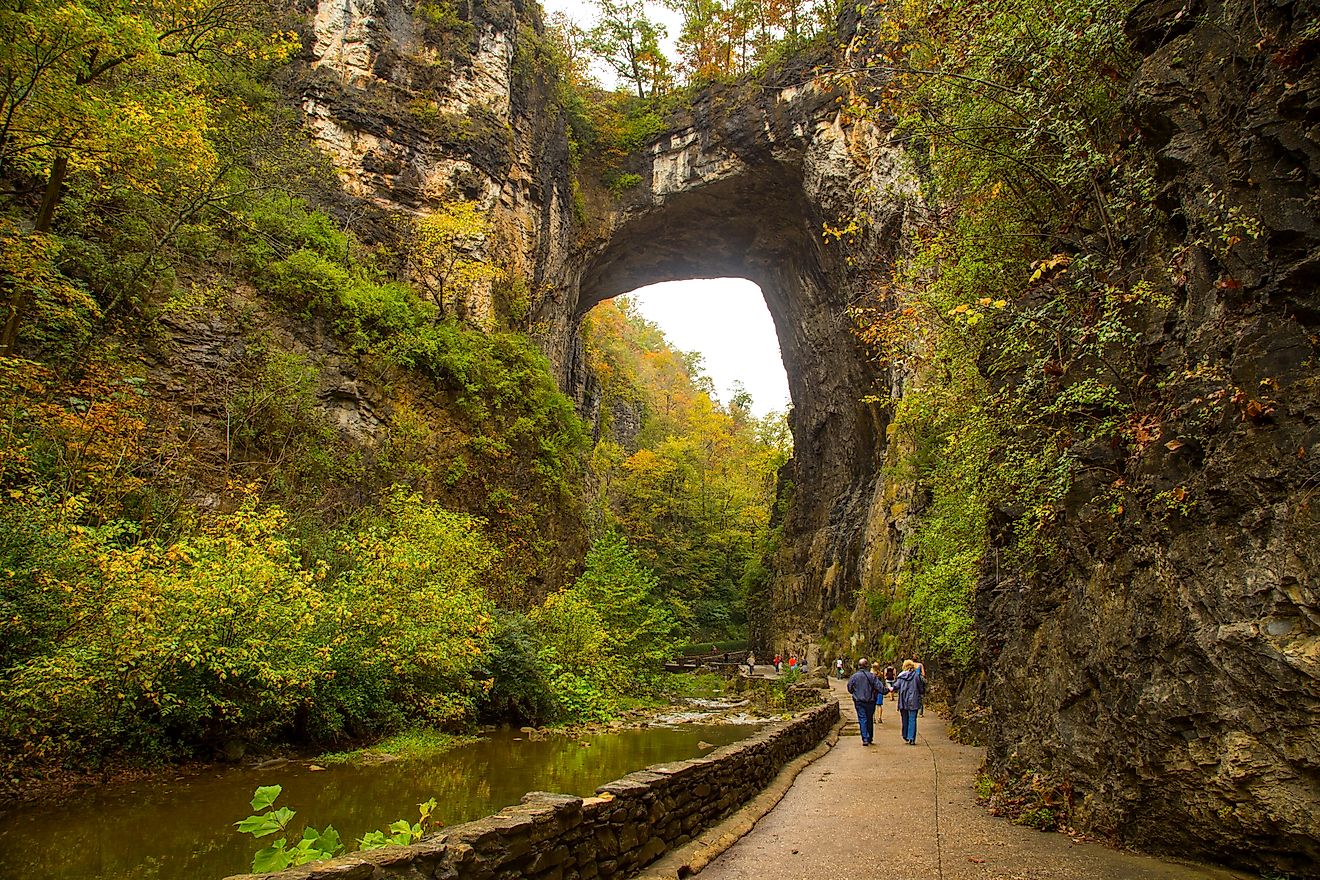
[317,729,479,765]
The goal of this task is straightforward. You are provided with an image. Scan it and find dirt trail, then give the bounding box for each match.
[698,680,1251,880]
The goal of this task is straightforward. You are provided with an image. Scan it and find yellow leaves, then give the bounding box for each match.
[944,298,1003,328]
[410,201,500,309]
[1029,254,1071,283]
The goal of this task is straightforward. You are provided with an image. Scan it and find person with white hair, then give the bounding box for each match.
[894,659,927,745]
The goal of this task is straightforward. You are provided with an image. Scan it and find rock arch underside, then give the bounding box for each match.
[298,0,1318,874]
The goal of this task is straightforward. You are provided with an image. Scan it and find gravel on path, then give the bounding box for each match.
[698,680,1253,880]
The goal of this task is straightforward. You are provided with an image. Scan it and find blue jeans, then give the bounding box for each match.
[900,708,917,742]
[853,699,877,744]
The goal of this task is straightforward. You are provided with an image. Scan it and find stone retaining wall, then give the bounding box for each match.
[225,699,838,880]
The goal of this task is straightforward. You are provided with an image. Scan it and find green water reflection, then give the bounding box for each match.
[0,724,759,880]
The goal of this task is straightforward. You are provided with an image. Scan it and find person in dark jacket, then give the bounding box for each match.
[846,658,883,746]
[894,659,926,745]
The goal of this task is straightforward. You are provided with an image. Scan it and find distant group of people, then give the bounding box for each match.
[845,658,926,746]
[744,652,815,676]
[769,653,808,674]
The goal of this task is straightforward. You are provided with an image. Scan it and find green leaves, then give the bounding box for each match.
[358,830,391,850]
[250,785,282,812]
[235,814,284,837]
[236,788,296,843]
[251,841,294,872]
[301,825,343,857]
[235,786,345,871]
[357,798,440,851]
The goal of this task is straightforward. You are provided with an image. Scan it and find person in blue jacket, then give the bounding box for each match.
[894,659,927,745]
[846,658,883,746]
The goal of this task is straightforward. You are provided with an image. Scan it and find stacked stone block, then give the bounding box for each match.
[225,700,838,880]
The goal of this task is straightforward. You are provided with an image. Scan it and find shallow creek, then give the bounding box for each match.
[0,721,761,880]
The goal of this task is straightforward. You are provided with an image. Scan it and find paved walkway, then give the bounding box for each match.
[700,680,1251,880]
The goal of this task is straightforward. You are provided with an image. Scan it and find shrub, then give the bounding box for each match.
[310,489,497,734]
[478,612,557,725]
[529,530,678,721]
[0,496,325,765]
[239,197,350,267]
[0,488,501,766]
[259,249,350,310]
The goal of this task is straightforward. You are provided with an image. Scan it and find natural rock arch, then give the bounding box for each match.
[552,72,918,652]
[290,0,1320,869]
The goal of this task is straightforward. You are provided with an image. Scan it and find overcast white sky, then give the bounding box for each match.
[542,0,683,80]
[621,281,792,418]
[542,0,792,419]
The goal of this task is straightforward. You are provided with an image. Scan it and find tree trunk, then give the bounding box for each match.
[33,154,67,234]
[0,154,68,354]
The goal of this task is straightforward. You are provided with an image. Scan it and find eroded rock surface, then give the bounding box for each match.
[288,0,1317,872]
[974,1,1320,873]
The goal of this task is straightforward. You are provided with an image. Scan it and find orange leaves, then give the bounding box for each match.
[0,352,168,519]
[945,297,1006,328]
[1127,413,1161,448]
[850,300,931,365]
[1230,390,1275,422]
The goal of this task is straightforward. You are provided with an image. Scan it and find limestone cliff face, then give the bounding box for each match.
[972,0,1320,873]
[293,0,577,325]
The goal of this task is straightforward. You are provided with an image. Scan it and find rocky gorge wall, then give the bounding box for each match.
[290,0,579,324]
[222,700,839,880]
[286,0,1317,872]
[968,0,1320,873]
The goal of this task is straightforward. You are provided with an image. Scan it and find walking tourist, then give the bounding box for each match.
[746,653,756,676]
[894,659,926,745]
[773,653,781,673]
[835,658,844,679]
[846,658,884,746]
[915,660,926,715]
[876,672,892,725]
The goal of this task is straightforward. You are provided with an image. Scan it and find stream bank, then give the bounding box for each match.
[0,690,780,880]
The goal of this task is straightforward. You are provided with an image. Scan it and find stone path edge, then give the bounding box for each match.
[634,706,845,880]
